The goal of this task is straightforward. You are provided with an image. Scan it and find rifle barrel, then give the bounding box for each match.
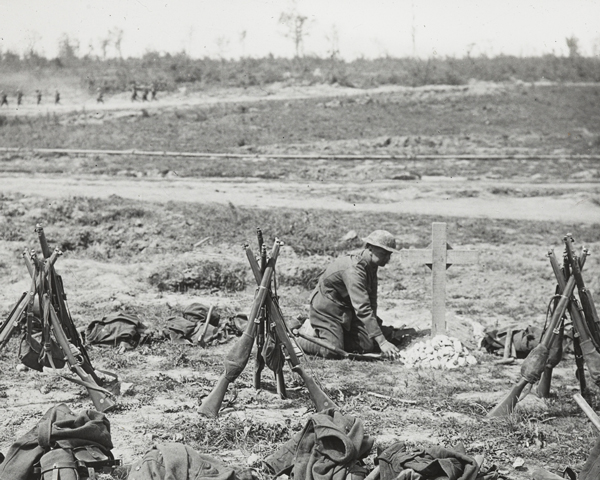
[565,236,600,345]
[266,295,338,411]
[35,224,52,258]
[0,292,28,348]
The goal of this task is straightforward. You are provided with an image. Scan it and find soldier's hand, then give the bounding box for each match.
[379,340,400,361]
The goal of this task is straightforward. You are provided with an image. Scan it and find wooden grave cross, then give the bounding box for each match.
[397,222,479,337]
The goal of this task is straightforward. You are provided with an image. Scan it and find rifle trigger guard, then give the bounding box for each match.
[71,355,85,367]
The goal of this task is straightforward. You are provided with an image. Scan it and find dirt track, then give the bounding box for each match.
[3,174,600,224]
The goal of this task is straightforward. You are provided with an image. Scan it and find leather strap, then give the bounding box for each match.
[38,407,58,449]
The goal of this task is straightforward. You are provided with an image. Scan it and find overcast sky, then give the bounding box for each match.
[1,0,599,60]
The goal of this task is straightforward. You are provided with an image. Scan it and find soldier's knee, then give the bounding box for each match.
[360,337,377,353]
[319,348,342,359]
[295,336,342,359]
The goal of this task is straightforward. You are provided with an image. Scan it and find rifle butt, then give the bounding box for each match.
[538,331,564,398]
[87,383,117,412]
[76,366,117,412]
[292,364,337,412]
[520,343,549,384]
[537,368,552,398]
[225,331,256,379]
[487,378,529,417]
[574,393,600,432]
[580,339,600,388]
[47,299,116,412]
[581,289,600,343]
[200,331,256,417]
[365,466,380,480]
[198,376,231,417]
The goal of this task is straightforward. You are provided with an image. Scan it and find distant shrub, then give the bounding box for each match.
[57,228,97,252]
[2,52,600,95]
[148,260,247,293]
[278,265,324,290]
[43,197,148,225]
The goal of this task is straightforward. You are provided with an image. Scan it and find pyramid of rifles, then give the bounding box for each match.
[0,226,335,416]
[0,224,119,412]
[489,233,600,417]
[199,228,337,417]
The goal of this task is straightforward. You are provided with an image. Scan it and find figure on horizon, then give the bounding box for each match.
[96,87,104,103]
[16,89,23,106]
[0,91,8,107]
[54,90,60,105]
[36,90,42,105]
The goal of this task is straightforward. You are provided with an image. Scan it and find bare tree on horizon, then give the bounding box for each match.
[110,28,124,58]
[279,3,311,58]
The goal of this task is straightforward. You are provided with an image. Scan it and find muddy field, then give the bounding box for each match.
[1,81,600,479]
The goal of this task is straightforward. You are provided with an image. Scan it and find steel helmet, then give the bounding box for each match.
[362,230,399,253]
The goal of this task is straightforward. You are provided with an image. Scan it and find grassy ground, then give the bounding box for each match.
[0,84,599,156]
[1,191,599,478]
[0,82,600,479]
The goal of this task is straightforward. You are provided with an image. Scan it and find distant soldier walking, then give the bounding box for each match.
[96,87,104,103]
[36,90,42,105]
[16,89,23,106]
[131,84,138,102]
[141,87,149,102]
[0,91,8,107]
[151,83,157,101]
[54,90,60,105]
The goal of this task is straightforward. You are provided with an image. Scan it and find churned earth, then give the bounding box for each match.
[0,80,599,479]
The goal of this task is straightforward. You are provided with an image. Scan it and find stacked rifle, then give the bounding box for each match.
[252,228,287,397]
[0,224,118,412]
[198,229,337,417]
[489,233,600,417]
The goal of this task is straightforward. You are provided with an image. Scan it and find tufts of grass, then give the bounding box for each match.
[277,265,324,290]
[186,415,298,456]
[136,413,300,461]
[2,84,600,159]
[148,259,247,293]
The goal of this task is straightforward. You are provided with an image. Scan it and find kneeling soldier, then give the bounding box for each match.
[296,230,401,360]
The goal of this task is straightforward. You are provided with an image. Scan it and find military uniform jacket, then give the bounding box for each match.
[313,250,382,339]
